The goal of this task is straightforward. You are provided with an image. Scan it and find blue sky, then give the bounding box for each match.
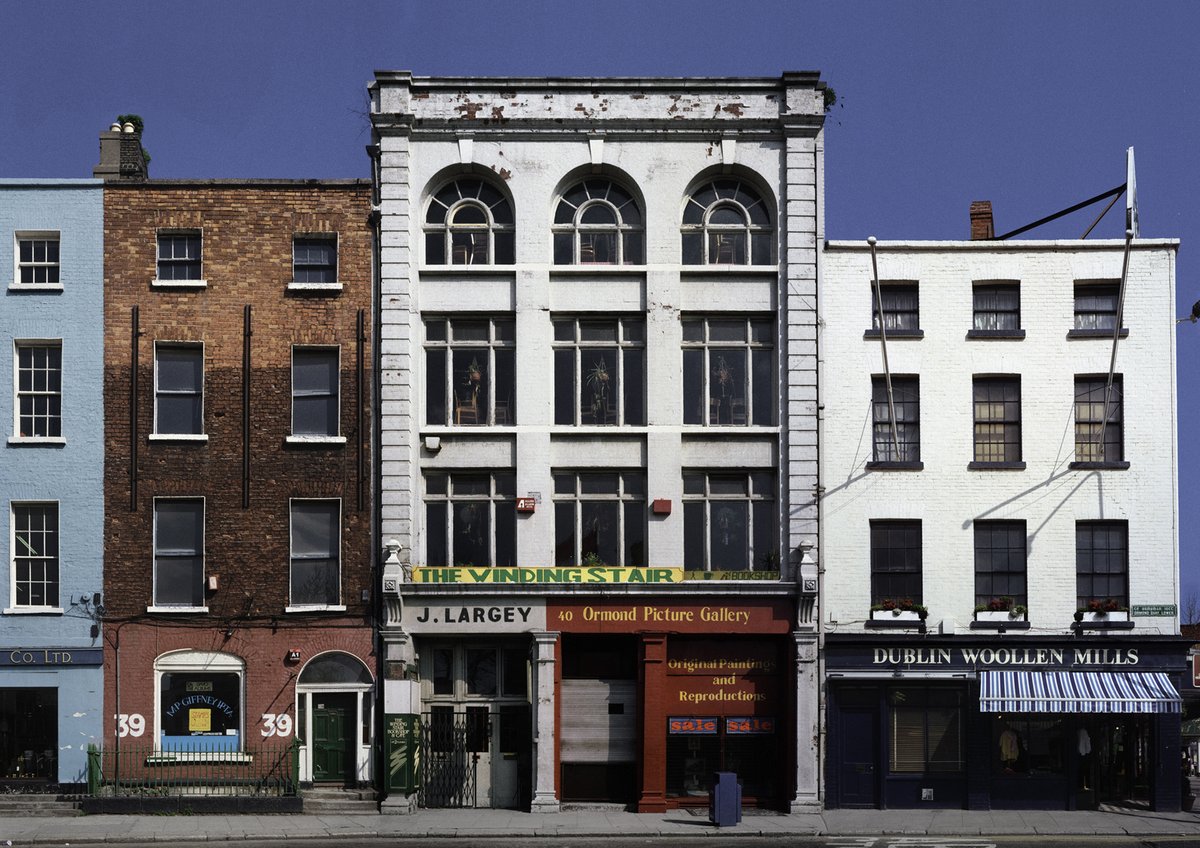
[3,0,1198,606]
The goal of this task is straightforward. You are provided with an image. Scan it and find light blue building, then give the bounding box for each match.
[0,179,104,789]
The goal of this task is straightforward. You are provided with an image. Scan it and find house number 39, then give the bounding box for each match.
[261,713,293,737]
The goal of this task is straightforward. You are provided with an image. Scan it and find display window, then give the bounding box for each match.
[154,651,244,753]
[666,715,777,799]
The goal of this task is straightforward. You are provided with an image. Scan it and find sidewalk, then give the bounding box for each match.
[2,805,1200,844]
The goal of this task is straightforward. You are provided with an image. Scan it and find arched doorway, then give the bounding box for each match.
[296,652,373,785]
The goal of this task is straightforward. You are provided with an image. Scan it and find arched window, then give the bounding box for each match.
[681,178,773,265]
[298,651,373,686]
[553,179,643,265]
[425,178,514,265]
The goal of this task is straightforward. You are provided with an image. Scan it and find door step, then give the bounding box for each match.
[0,796,84,817]
[302,786,379,815]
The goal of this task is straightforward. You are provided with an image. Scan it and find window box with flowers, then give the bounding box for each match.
[973,597,1028,623]
[1074,598,1130,624]
[869,598,928,622]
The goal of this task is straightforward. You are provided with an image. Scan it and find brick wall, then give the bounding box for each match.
[102,182,374,620]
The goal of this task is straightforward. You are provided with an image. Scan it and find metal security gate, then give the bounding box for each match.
[418,709,486,808]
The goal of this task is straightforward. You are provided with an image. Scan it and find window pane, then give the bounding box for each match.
[158,347,201,392]
[494,348,515,425]
[453,501,489,566]
[158,396,201,435]
[466,650,497,696]
[581,349,617,425]
[554,350,575,425]
[555,502,575,566]
[502,650,528,698]
[710,349,746,425]
[581,501,620,565]
[432,648,453,695]
[684,502,705,569]
[683,349,704,425]
[426,349,447,426]
[624,501,646,567]
[494,501,516,567]
[710,502,749,569]
[426,503,447,567]
[752,348,773,425]
[622,348,644,425]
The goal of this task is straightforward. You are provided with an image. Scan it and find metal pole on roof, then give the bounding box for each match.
[1096,227,1133,458]
[868,237,902,460]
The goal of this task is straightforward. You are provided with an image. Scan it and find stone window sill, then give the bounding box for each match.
[8,437,66,447]
[3,607,63,615]
[863,329,924,340]
[8,283,64,293]
[968,461,1026,471]
[151,279,207,289]
[966,329,1025,340]
[149,433,208,443]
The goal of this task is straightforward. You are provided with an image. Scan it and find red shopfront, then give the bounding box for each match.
[547,596,794,812]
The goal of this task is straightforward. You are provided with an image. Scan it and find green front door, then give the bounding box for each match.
[312,694,354,783]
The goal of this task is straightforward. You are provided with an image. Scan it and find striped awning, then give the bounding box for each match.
[979,671,1182,714]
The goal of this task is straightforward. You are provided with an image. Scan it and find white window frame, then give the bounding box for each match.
[12,231,62,290]
[6,501,62,614]
[10,339,65,445]
[286,498,344,612]
[552,471,647,567]
[149,497,207,613]
[153,229,206,288]
[154,650,247,759]
[289,232,342,292]
[151,341,207,441]
[288,346,345,444]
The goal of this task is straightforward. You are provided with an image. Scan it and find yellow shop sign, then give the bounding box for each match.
[412,566,684,584]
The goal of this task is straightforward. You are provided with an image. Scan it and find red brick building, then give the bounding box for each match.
[101,176,376,786]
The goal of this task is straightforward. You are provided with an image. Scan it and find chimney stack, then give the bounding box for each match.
[970,200,994,240]
[93,120,148,181]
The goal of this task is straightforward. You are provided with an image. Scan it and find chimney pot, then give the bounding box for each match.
[970,200,994,240]
[109,122,121,132]
[122,122,135,134]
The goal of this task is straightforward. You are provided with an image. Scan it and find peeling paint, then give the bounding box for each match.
[455,102,484,119]
[491,105,506,121]
[492,166,513,181]
[413,92,429,100]
[722,102,745,117]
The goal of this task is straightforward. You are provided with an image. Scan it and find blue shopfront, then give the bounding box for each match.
[0,648,103,790]
[825,636,1187,811]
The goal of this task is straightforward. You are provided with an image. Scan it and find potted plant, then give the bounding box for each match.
[585,358,611,423]
[974,597,1028,622]
[870,597,928,622]
[1076,598,1129,623]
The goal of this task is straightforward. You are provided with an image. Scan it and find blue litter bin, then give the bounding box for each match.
[708,771,742,827]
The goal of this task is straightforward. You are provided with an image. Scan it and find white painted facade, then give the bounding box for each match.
[370,74,826,812]
[820,239,1179,634]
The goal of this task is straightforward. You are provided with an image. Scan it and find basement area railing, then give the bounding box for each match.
[86,742,299,797]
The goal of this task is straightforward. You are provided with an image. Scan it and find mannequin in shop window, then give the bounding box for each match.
[999,721,1020,772]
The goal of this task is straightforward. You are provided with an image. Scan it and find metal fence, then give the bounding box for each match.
[86,742,299,797]
[418,712,482,808]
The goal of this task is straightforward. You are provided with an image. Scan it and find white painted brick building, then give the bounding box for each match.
[370,74,826,813]
[819,222,1184,811]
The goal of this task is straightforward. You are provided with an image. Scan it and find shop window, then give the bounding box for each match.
[974,520,1027,607]
[1076,520,1128,609]
[871,283,920,334]
[667,716,778,798]
[424,472,516,567]
[553,316,645,426]
[424,317,515,426]
[972,376,1021,464]
[682,316,774,426]
[553,471,646,567]
[0,688,57,779]
[994,716,1065,775]
[682,471,777,571]
[887,688,962,773]
[424,177,514,266]
[553,179,643,265]
[681,178,773,265]
[973,282,1021,332]
[421,644,528,702]
[870,520,922,604]
[870,375,920,463]
[1074,376,1124,464]
[155,651,243,753]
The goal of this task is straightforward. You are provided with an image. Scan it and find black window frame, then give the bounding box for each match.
[1073,281,1120,332]
[424,472,517,568]
[972,376,1022,465]
[870,282,921,335]
[971,281,1021,334]
[1075,520,1128,609]
[870,520,922,604]
[870,375,920,464]
[973,520,1027,608]
[1073,375,1124,465]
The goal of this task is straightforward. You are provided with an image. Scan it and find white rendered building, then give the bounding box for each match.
[819,205,1183,810]
[369,73,826,813]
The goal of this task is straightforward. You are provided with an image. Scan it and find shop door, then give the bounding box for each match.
[0,688,57,783]
[311,693,354,784]
[837,703,879,807]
